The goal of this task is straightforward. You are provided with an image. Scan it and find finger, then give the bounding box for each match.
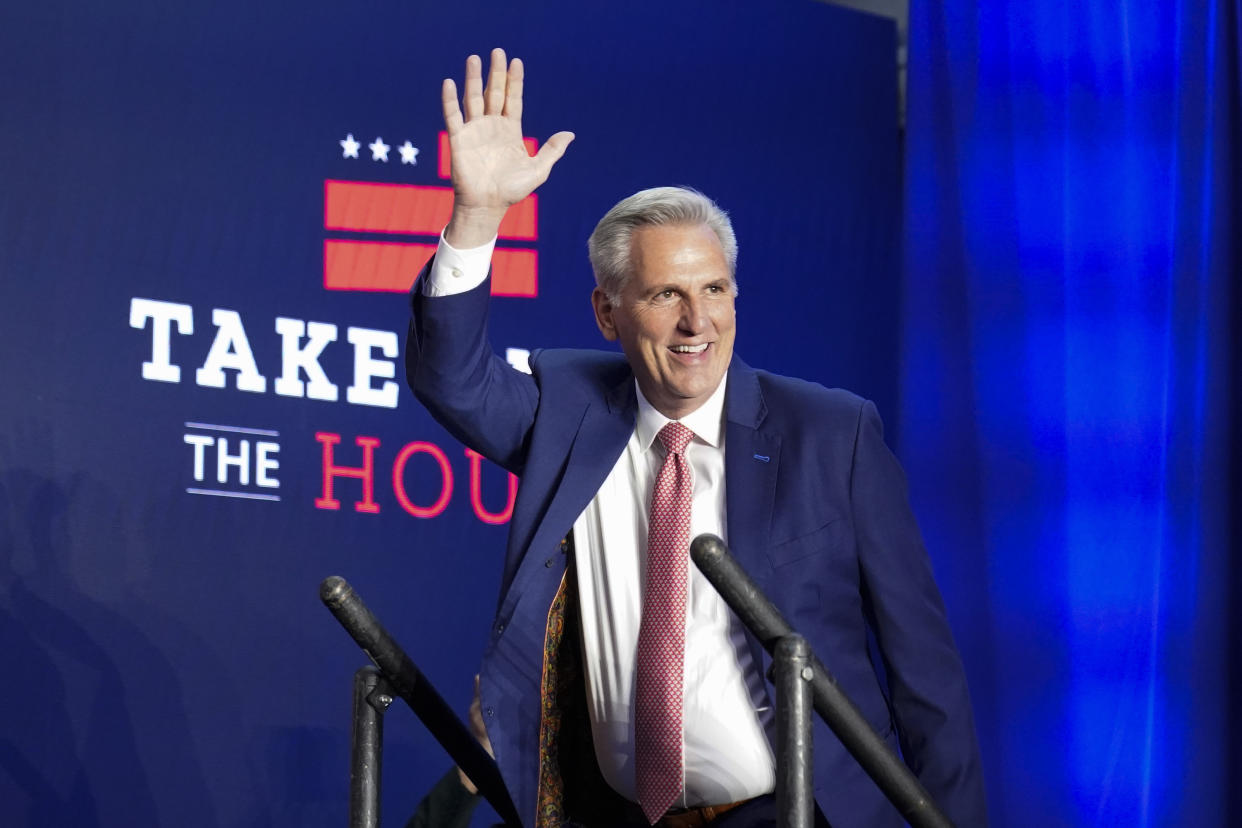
[484,47,507,115]
[502,57,524,121]
[533,130,575,177]
[441,78,463,134]
[462,53,484,120]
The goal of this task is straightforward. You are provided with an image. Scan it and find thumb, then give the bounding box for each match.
[534,130,575,174]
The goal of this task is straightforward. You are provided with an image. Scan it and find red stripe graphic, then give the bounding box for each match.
[438,131,538,180]
[325,180,537,240]
[325,130,540,295]
[324,240,537,296]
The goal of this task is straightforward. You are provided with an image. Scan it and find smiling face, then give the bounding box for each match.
[591,223,737,419]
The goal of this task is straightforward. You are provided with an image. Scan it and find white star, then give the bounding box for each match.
[398,141,419,165]
[369,136,390,162]
[339,133,360,158]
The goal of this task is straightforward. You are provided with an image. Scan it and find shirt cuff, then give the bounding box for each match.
[422,231,496,297]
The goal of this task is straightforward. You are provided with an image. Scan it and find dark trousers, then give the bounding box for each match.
[569,793,834,828]
[710,794,833,828]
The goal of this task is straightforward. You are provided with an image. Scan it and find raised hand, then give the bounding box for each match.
[442,48,574,248]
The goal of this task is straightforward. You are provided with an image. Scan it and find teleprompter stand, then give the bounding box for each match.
[321,539,954,828]
[320,576,521,827]
[690,534,954,828]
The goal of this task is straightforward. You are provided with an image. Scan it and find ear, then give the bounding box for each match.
[591,288,619,341]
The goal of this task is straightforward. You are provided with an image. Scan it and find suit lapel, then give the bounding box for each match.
[528,360,777,597]
[724,358,779,584]
[721,358,781,687]
[526,375,637,561]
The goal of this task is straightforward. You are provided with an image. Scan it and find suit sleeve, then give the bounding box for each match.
[849,400,989,826]
[405,266,539,474]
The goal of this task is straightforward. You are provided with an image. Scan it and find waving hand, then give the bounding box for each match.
[442,49,575,248]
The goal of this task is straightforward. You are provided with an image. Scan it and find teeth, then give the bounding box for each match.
[671,344,708,353]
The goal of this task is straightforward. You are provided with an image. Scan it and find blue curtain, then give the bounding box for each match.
[902,2,1239,824]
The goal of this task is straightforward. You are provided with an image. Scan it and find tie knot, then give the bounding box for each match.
[657,421,695,456]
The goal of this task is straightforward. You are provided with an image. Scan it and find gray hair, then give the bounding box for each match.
[587,186,738,301]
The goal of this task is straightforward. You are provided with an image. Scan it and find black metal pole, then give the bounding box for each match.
[350,666,392,828]
[689,535,953,828]
[774,635,814,828]
[320,576,522,827]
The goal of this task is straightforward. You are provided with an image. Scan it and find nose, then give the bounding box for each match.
[678,295,707,334]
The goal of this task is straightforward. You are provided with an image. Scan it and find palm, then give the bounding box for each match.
[451,116,544,208]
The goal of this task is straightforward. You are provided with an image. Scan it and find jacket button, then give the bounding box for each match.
[559,537,569,553]
[495,621,505,635]
[485,707,495,718]
[545,557,554,568]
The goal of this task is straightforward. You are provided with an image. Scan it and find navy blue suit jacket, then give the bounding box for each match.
[406,276,987,827]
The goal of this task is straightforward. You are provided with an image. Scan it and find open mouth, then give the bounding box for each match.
[670,343,709,354]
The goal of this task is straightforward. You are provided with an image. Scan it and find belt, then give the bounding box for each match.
[655,798,751,828]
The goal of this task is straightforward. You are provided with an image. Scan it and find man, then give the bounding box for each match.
[407,49,987,827]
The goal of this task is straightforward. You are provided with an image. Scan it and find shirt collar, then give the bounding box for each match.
[634,375,728,452]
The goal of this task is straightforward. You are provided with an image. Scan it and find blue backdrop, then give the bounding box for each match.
[903,1,1239,825]
[3,0,1237,824]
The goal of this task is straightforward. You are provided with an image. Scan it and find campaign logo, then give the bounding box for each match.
[127,128,535,522]
[324,131,539,296]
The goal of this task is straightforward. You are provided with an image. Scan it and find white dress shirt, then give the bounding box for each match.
[424,233,776,807]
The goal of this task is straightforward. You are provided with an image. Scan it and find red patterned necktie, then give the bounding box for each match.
[635,421,695,824]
